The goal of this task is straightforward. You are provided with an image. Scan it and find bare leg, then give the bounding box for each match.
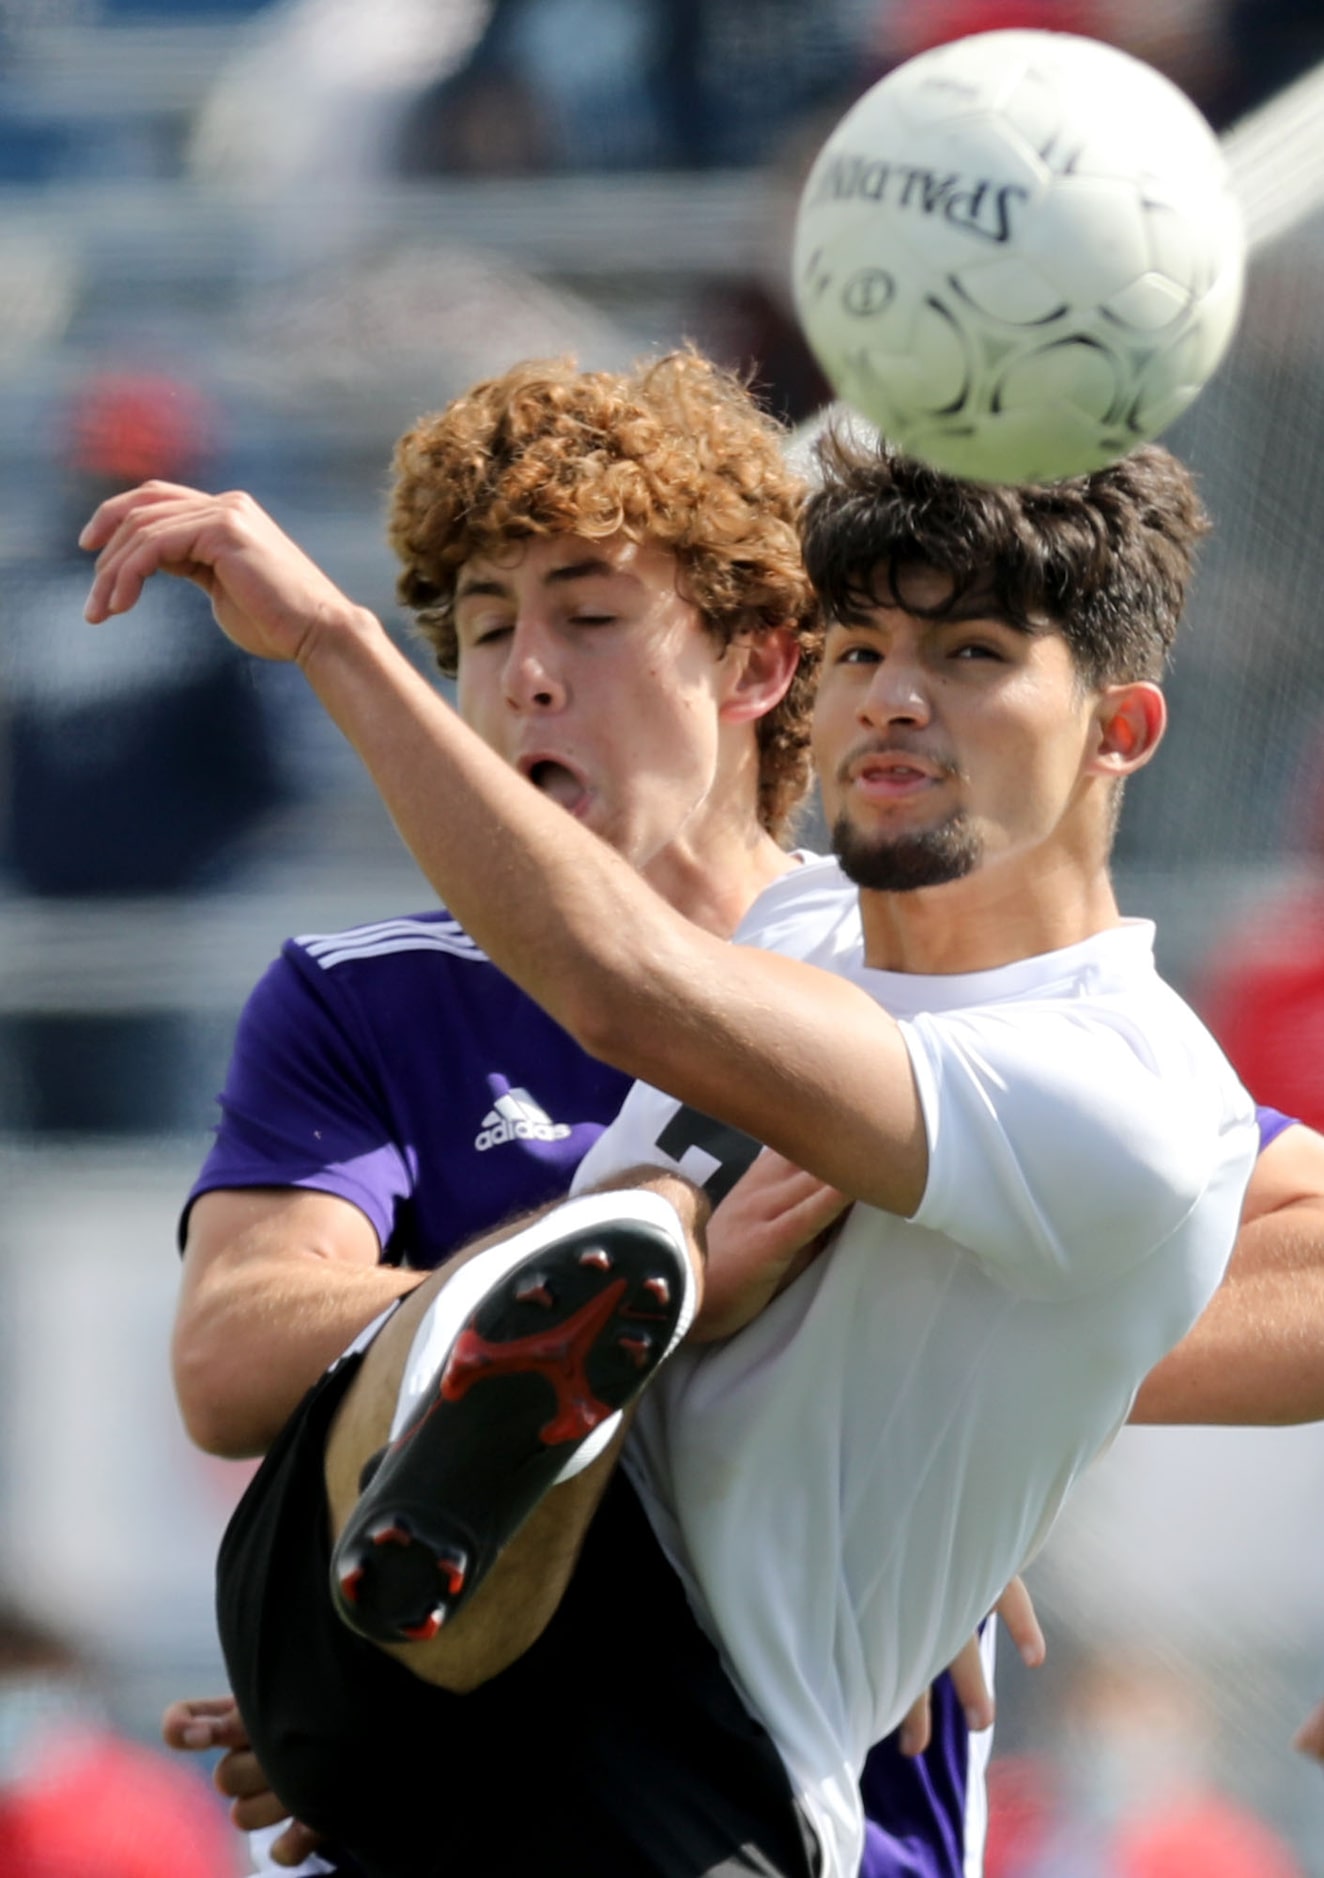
[323,1171,706,1692]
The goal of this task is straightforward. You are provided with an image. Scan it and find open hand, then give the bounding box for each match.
[81,480,376,666]
[695,1149,849,1340]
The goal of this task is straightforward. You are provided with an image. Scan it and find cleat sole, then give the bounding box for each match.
[329,1197,695,1646]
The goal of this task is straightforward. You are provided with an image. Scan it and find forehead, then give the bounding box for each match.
[457,530,681,596]
[832,559,1053,635]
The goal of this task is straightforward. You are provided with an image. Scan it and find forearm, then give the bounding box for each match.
[174,1252,422,1458]
[1131,1214,1324,1425]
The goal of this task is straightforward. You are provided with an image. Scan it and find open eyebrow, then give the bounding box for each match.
[455,558,627,604]
[830,594,1030,635]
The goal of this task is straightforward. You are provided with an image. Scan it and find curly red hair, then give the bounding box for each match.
[388,351,822,840]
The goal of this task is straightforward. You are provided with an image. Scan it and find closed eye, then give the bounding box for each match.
[468,622,513,647]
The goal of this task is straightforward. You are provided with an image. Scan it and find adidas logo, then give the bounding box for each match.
[474,1088,573,1152]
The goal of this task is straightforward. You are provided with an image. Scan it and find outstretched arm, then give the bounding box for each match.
[1131,1122,1324,1425]
[82,483,929,1217]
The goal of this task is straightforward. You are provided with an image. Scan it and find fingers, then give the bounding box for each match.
[219,1747,305,1835]
[994,1576,1046,1668]
[936,1582,1044,1749]
[230,1786,294,1833]
[81,487,220,623]
[716,1150,849,1237]
[1293,1699,1324,1763]
[214,1747,273,1803]
[160,1696,304,1841]
[945,1634,995,1733]
[161,1694,249,1753]
[745,1150,848,1207]
[897,1687,932,1757]
[78,479,201,554]
[272,1820,328,1866]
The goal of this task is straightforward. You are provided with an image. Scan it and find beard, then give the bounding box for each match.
[831,809,982,893]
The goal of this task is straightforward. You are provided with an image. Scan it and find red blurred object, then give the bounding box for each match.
[1196,894,1324,1132]
[1196,734,1324,1132]
[1116,1793,1304,1878]
[984,1753,1057,1878]
[61,371,218,485]
[0,1731,239,1878]
[890,2,1108,58]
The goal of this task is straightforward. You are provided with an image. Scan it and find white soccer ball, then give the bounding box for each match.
[791,30,1246,484]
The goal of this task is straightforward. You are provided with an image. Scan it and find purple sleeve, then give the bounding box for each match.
[1257,1105,1297,1152]
[181,948,413,1250]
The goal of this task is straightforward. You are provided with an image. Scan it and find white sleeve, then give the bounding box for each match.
[903,1000,1251,1301]
[570,1081,683,1195]
[571,1079,764,1205]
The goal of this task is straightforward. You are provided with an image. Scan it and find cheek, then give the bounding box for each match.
[810,686,851,777]
[993,718,1089,816]
[455,673,506,751]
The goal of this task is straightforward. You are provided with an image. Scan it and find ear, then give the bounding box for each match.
[718,625,801,726]
[1088,681,1166,778]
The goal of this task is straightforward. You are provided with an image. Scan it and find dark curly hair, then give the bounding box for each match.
[387,351,823,841]
[801,431,1209,685]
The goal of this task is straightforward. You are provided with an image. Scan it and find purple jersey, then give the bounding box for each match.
[186,912,631,1265]
[190,912,1287,1878]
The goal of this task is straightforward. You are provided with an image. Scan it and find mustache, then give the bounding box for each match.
[834,738,964,786]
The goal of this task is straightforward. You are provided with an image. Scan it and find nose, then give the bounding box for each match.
[859,655,932,728]
[502,619,566,714]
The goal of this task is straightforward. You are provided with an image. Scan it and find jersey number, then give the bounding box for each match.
[654,1105,763,1205]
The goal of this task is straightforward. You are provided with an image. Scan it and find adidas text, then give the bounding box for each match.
[475,1116,573,1151]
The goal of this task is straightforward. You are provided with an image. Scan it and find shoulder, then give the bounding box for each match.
[288,909,488,975]
[233,908,501,1060]
[734,854,863,966]
[910,934,1253,1157]
[905,932,1256,1295]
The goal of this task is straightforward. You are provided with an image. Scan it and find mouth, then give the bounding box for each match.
[847,751,947,801]
[520,757,592,818]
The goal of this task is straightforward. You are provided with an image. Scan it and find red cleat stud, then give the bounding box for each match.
[400,1608,445,1642]
[618,1333,653,1368]
[578,1247,613,1271]
[437,1552,467,1596]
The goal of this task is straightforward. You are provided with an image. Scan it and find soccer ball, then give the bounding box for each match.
[791,30,1246,484]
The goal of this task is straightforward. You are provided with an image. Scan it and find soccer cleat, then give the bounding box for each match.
[330,1189,697,1646]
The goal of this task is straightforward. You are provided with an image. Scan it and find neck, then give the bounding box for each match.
[858,852,1123,974]
[642,823,799,937]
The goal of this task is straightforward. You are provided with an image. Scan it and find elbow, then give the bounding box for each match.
[558,946,683,1078]
[171,1325,269,1459]
[559,980,647,1072]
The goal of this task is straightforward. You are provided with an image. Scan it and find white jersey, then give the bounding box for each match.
[573,856,1256,1878]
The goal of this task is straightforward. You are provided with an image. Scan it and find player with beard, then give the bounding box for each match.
[85,412,1258,1877]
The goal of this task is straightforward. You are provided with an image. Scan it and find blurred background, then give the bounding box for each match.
[2,0,1324,1871]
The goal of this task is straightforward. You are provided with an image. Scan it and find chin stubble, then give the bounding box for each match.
[831,811,982,893]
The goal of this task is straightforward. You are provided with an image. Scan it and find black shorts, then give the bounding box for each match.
[217,1350,819,1878]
